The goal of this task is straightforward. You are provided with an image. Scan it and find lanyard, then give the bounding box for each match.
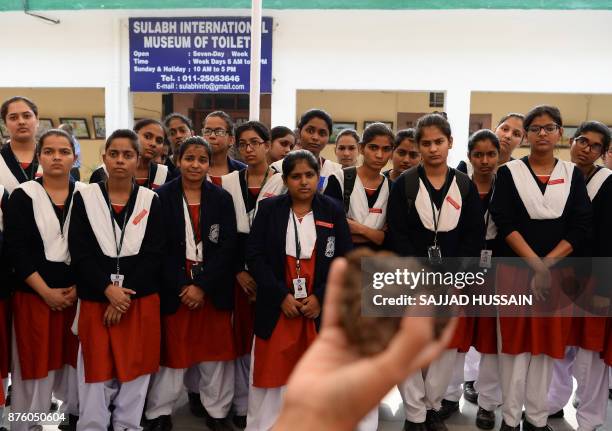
[243,167,270,227]
[291,210,302,277]
[482,176,496,251]
[104,182,133,274]
[182,189,202,260]
[425,169,452,246]
[44,189,69,238]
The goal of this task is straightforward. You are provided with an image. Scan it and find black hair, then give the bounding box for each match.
[574,121,611,154]
[282,149,320,178]
[204,111,235,136]
[1,96,38,122]
[361,122,394,146]
[523,105,563,130]
[394,128,416,149]
[236,121,270,142]
[163,112,193,131]
[496,113,524,128]
[415,113,452,144]
[335,129,360,145]
[178,136,212,160]
[271,126,294,142]
[468,129,500,154]
[105,129,140,153]
[36,129,75,156]
[134,118,167,137]
[297,109,333,134]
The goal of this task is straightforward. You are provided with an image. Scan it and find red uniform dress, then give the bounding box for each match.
[0,298,9,381]
[78,204,161,383]
[161,203,236,368]
[209,176,222,187]
[253,252,318,388]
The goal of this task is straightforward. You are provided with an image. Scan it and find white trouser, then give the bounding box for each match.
[245,348,286,431]
[464,347,481,382]
[234,354,250,416]
[548,347,608,431]
[399,349,458,422]
[476,353,502,411]
[76,346,150,431]
[10,324,78,431]
[444,352,465,402]
[146,361,234,420]
[499,352,553,427]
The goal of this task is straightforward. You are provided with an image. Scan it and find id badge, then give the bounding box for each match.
[190,263,203,280]
[427,245,442,265]
[110,273,124,287]
[293,277,307,299]
[479,249,493,269]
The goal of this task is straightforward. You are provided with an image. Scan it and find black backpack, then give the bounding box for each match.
[402,166,471,215]
[342,166,358,214]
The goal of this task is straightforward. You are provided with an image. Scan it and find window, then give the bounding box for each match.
[429,92,445,108]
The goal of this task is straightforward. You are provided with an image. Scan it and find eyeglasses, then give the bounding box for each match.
[574,136,603,154]
[527,124,560,135]
[202,128,229,137]
[237,139,265,151]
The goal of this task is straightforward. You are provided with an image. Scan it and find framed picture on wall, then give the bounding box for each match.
[59,118,90,139]
[0,120,8,138]
[331,121,357,143]
[38,118,54,133]
[364,121,394,130]
[93,116,106,139]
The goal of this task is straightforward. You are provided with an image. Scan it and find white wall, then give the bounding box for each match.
[1,8,611,165]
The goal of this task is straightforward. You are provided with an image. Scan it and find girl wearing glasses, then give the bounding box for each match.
[89,119,172,190]
[387,113,484,431]
[145,137,239,431]
[69,129,164,431]
[384,128,421,182]
[270,109,342,192]
[202,111,246,186]
[245,150,351,430]
[5,129,82,431]
[220,121,286,428]
[490,105,591,431]
[546,121,612,431]
[325,122,394,252]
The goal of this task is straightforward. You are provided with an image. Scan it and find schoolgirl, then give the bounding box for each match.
[267,126,295,164]
[383,128,421,182]
[245,150,351,430]
[202,111,246,186]
[69,129,164,431]
[325,122,393,250]
[489,105,591,431]
[270,109,342,192]
[5,129,82,431]
[334,128,360,169]
[220,121,287,428]
[145,137,238,431]
[164,112,195,174]
[386,113,484,431]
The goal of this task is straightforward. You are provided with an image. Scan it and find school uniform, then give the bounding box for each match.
[548,166,612,430]
[145,178,239,423]
[489,156,591,428]
[0,186,10,408]
[221,168,286,418]
[4,178,83,430]
[90,163,171,190]
[244,193,351,431]
[208,157,247,187]
[271,156,342,192]
[0,144,42,193]
[324,167,390,251]
[386,165,484,426]
[68,183,164,431]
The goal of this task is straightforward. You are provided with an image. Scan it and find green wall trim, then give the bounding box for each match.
[4,0,612,11]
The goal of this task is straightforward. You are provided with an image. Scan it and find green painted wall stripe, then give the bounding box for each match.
[3,0,612,10]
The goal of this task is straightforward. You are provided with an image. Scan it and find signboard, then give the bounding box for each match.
[129,17,273,93]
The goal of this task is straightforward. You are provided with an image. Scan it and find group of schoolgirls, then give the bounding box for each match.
[0,93,611,431]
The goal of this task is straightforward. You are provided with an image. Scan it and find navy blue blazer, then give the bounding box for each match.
[156,177,238,314]
[246,193,352,340]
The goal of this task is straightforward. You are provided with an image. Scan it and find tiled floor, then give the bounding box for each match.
[10,384,612,430]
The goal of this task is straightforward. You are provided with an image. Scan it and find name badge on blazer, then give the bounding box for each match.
[548,178,565,185]
[369,208,383,214]
[325,236,335,258]
[315,220,334,229]
[133,209,149,225]
[445,196,461,210]
[209,224,219,243]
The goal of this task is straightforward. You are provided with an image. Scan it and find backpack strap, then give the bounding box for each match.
[342,166,357,214]
[403,166,421,215]
[453,169,472,200]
